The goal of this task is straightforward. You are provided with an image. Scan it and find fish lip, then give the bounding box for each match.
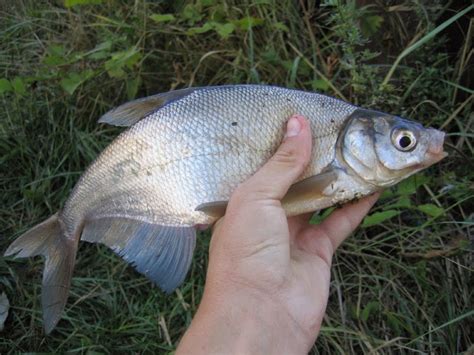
[423,128,447,166]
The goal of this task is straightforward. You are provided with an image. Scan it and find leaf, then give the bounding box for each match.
[310,207,335,225]
[182,4,203,24]
[417,204,445,218]
[0,292,9,331]
[104,48,142,78]
[0,78,12,94]
[64,0,102,7]
[126,76,141,100]
[87,40,112,59]
[360,301,380,322]
[233,17,264,31]
[60,70,94,95]
[311,79,330,91]
[150,14,175,23]
[187,22,214,35]
[396,174,429,195]
[214,23,235,39]
[362,210,400,227]
[273,22,289,32]
[11,77,26,95]
[360,15,383,37]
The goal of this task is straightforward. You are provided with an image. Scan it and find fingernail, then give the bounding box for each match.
[285,116,301,138]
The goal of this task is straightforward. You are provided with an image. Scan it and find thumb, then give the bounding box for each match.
[240,114,312,201]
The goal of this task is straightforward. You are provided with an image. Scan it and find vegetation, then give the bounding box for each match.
[0,0,472,353]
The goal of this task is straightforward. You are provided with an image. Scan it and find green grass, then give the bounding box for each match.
[0,0,472,353]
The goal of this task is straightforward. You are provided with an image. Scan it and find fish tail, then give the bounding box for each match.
[4,213,78,334]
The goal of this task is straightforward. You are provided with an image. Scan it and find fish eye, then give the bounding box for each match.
[391,128,417,152]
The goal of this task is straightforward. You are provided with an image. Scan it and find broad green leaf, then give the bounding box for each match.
[233,17,264,31]
[64,0,102,7]
[150,14,175,23]
[182,4,202,24]
[214,23,235,39]
[60,73,83,95]
[60,70,94,95]
[0,79,12,94]
[87,41,112,59]
[417,204,445,218]
[12,77,26,95]
[397,174,429,195]
[362,210,400,227]
[105,48,142,78]
[311,79,330,91]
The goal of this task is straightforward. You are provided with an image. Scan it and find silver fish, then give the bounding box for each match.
[4,85,447,333]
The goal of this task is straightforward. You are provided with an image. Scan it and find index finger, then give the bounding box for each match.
[316,192,380,251]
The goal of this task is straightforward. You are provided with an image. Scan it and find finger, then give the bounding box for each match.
[238,115,312,201]
[315,192,380,251]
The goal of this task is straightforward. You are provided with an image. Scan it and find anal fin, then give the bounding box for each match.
[81,218,196,293]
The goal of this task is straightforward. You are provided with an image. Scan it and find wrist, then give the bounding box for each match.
[177,281,312,354]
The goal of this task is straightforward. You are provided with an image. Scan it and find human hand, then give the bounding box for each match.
[177,115,380,354]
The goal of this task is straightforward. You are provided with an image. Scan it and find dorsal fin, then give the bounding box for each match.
[98,87,197,126]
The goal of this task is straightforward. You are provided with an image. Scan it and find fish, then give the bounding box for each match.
[4,85,447,333]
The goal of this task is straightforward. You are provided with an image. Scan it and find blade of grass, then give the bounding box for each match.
[382,5,474,86]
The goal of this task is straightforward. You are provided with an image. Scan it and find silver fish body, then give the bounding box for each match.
[5,85,446,333]
[65,85,357,227]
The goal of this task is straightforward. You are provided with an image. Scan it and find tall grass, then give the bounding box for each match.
[0,0,472,353]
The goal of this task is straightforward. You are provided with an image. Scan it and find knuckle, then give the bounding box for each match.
[272,146,306,170]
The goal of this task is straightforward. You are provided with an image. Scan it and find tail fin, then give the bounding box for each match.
[4,213,77,334]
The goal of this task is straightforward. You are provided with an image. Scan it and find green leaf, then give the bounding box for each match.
[87,40,112,59]
[273,22,289,32]
[182,4,203,24]
[0,79,12,94]
[11,77,26,95]
[360,301,380,322]
[360,15,383,37]
[311,79,330,91]
[214,23,235,39]
[233,17,264,31]
[187,22,214,35]
[64,0,102,7]
[60,70,94,95]
[150,14,175,23]
[417,204,445,218]
[104,48,142,78]
[396,174,429,195]
[310,207,335,225]
[126,76,141,100]
[362,210,400,227]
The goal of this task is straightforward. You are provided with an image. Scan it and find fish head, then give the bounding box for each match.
[340,109,447,187]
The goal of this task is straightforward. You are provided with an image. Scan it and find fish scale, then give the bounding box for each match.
[5,84,446,333]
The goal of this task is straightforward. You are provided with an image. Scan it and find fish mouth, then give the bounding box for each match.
[423,128,448,166]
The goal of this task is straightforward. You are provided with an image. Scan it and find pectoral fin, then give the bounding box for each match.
[282,170,337,206]
[99,87,197,126]
[195,201,228,220]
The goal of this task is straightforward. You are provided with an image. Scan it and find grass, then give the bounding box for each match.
[0,0,472,353]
